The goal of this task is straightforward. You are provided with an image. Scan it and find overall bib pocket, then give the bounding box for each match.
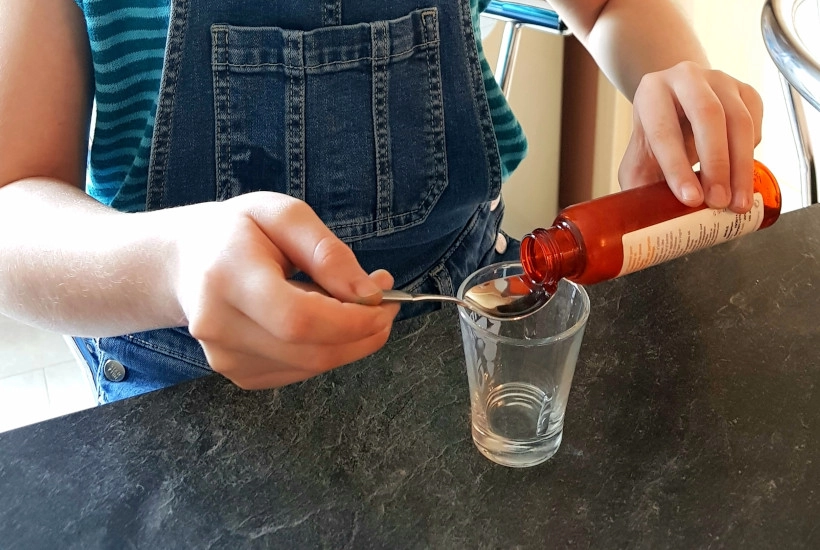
[211,8,448,242]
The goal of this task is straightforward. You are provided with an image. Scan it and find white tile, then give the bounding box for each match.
[61,335,96,390]
[0,369,52,433]
[0,315,75,379]
[44,360,97,417]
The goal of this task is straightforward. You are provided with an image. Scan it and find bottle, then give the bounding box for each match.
[520,160,782,288]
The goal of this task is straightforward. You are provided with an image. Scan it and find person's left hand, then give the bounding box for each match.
[618,61,763,213]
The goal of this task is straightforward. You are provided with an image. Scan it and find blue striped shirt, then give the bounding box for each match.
[74,0,527,212]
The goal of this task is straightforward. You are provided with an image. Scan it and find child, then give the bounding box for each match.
[0,0,762,402]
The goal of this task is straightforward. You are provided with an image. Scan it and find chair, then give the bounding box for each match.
[762,0,820,206]
[483,1,570,95]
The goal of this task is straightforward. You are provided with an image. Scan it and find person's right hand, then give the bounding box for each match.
[169,192,400,390]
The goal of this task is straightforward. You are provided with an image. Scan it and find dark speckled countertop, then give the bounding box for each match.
[2,205,819,549]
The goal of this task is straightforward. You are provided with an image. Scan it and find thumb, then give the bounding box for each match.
[368,268,394,291]
[248,195,384,303]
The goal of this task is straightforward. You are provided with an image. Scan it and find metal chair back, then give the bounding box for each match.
[762,0,820,206]
[483,1,569,95]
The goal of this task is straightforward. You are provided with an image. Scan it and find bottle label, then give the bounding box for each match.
[618,192,765,277]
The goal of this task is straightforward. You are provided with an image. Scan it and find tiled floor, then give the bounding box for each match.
[0,315,96,433]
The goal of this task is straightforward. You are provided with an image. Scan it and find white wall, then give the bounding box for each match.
[481,20,566,238]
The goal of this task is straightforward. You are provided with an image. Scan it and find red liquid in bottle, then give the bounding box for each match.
[520,160,782,287]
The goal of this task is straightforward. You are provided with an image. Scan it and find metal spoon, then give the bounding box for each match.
[380,275,552,321]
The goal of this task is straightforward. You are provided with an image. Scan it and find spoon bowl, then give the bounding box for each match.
[381,275,551,321]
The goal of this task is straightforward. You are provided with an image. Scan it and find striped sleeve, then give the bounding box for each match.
[474,0,529,180]
[80,0,170,212]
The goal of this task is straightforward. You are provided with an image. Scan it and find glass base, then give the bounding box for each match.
[472,425,563,468]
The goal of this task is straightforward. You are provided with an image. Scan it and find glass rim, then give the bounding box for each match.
[456,261,590,347]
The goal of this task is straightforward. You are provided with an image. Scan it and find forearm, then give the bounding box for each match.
[0,178,185,336]
[554,0,709,100]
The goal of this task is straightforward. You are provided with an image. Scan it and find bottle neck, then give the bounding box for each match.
[520,223,583,287]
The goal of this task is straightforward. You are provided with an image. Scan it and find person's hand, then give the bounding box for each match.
[169,192,400,390]
[618,61,763,213]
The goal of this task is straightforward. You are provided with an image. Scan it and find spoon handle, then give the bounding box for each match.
[381,289,463,306]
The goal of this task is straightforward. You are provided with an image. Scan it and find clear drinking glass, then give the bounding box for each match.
[457,262,590,467]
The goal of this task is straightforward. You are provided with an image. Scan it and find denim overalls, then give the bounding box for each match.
[76,0,521,403]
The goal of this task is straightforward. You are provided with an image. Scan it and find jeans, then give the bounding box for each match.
[76,0,521,403]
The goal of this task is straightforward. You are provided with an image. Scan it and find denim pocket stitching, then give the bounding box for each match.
[146,0,191,210]
[372,21,393,234]
[211,39,441,71]
[210,9,449,242]
[457,0,502,202]
[212,27,233,201]
[321,0,342,27]
[284,30,306,201]
[341,9,446,236]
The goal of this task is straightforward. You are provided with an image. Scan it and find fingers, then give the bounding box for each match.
[368,268,394,290]
[726,83,763,213]
[625,62,763,213]
[630,72,704,206]
[243,195,384,304]
[202,321,394,390]
[699,75,761,213]
[722,95,754,212]
[739,83,764,146]
[190,270,398,390]
[216,266,399,347]
[672,70,731,209]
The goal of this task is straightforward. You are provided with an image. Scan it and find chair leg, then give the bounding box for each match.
[781,74,819,206]
[494,21,524,98]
